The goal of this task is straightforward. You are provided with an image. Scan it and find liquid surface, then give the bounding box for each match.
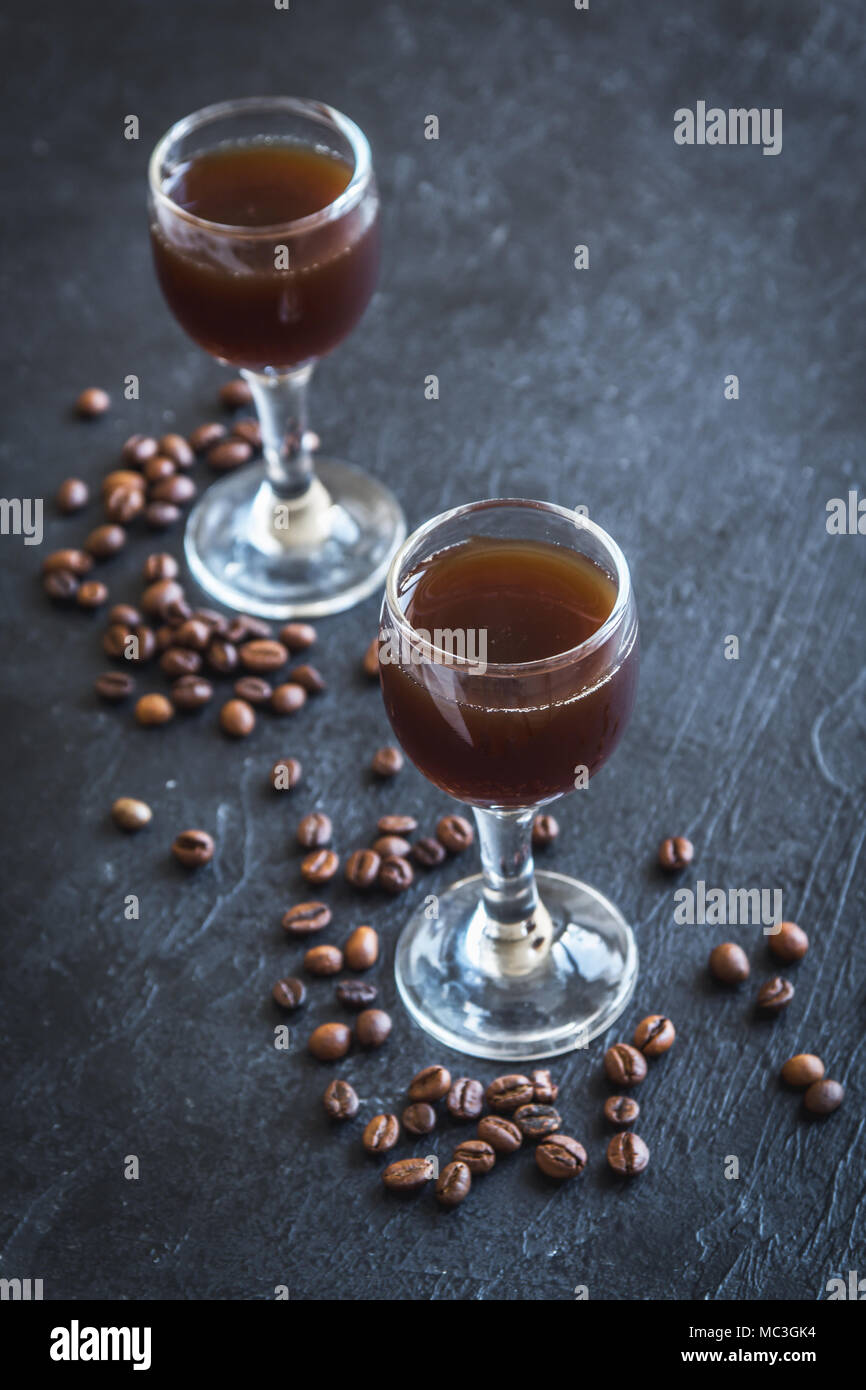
[164,140,353,226]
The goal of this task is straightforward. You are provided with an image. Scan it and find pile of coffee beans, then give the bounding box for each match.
[600,1013,672,1176]
[284,809,477,899]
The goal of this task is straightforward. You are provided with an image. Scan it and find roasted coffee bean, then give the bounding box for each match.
[709,941,750,983]
[240,638,288,673]
[207,439,253,471]
[447,1078,484,1120]
[131,625,156,663]
[104,484,145,524]
[103,623,130,659]
[658,835,694,871]
[633,1014,676,1057]
[271,757,302,791]
[372,835,411,858]
[234,675,272,705]
[604,1095,640,1127]
[151,474,197,506]
[219,378,253,409]
[768,920,809,962]
[43,547,93,576]
[412,836,447,867]
[301,848,339,884]
[378,855,414,894]
[485,1074,534,1112]
[171,675,214,711]
[304,944,344,976]
[803,1078,844,1115]
[174,618,211,650]
[356,1008,392,1048]
[514,1104,562,1139]
[109,603,142,626]
[160,647,202,679]
[172,829,214,867]
[100,471,144,500]
[95,670,134,701]
[453,1139,495,1175]
[76,386,110,417]
[362,638,380,678]
[111,797,152,832]
[323,1079,358,1119]
[532,813,559,847]
[143,455,176,485]
[230,418,262,449]
[189,422,227,454]
[145,501,181,529]
[336,979,378,1011]
[436,1160,471,1208]
[344,925,379,970]
[345,849,381,888]
[603,1044,648,1086]
[135,693,174,726]
[43,570,78,601]
[378,814,417,835]
[289,663,325,693]
[371,746,403,777]
[536,1134,587,1180]
[165,599,193,629]
[56,477,89,513]
[235,614,273,639]
[403,1102,436,1135]
[362,1113,400,1153]
[756,976,795,1012]
[297,812,331,847]
[85,523,126,558]
[436,814,474,852]
[308,1022,351,1061]
[206,638,239,674]
[141,578,185,618]
[121,433,158,465]
[282,901,331,935]
[143,552,179,583]
[279,621,317,651]
[781,1054,825,1088]
[271,682,307,715]
[409,1065,451,1102]
[158,433,195,468]
[477,1115,522,1153]
[531,1069,558,1104]
[607,1132,649,1176]
[382,1157,435,1192]
[272,976,306,1011]
[220,698,256,737]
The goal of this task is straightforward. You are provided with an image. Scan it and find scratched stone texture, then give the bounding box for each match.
[0,0,864,1302]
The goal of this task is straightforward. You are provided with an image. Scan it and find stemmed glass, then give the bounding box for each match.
[148,97,405,618]
[379,499,640,1060]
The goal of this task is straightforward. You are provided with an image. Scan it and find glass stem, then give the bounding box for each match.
[472,807,540,941]
[242,365,315,500]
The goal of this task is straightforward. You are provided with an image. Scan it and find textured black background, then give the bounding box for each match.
[1,0,864,1302]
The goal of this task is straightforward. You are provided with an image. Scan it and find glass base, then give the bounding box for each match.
[394,870,638,1061]
[184,458,406,618]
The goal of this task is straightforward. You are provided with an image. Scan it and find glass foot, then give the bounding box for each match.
[184,457,406,619]
[394,870,638,1061]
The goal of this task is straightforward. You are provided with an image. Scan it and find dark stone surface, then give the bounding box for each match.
[1,0,864,1301]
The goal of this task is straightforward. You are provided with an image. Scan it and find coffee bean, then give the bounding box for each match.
[271,758,302,791]
[43,547,93,576]
[436,1160,472,1208]
[477,1115,522,1153]
[173,618,211,650]
[158,433,194,468]
[129,624,157,663]
[109,603,142,626]
[436,815,474,852]
[279,621,317,651]
[658,835,694,871]
[161,647,202,679]
[453,1139,495,1175]
[781,1054,825,1088]
[95,670,134,701]
[633,1014,676,1057]
[323,1079,358,1119]
[230,614,273,641]
[297,812,331,847]
[607,1133,650,1176]
[409,1065,451,1102]
[378,815,417,835]
[403,1102,436,1135]
[447,1078,484,1120]
[219,698,255,737]
[282,901,331,935]
[141,579,185,619]
[219,378,253,409]
[104,484,145,524]
[371,746,403,777]
[143,553,179,583]
[135,693,174,726]
[272,977,306,1010]
[301,848,339,884]
[756,977,795,1012]
[532,814,559,847]
[145,501,181,529]
[57,478,89,513]
[155,625,175,651]
[111,797,152,832]
[271,682,307,715]
[803,1078,844,1115]
[345,849,381,888]
[289,663,325,694]
[603,1044,647,1086]
[76,386,110,417]
[485,1074,534,1112]
[44,569,78,602]
[362,1113,400,1153]
[535,1135,587,1179]
[344,925,379,970]
[189,422,227,454]
[234,676,272,704]
[204,637,238,674]
[514,1104,562,1139]
[207,439,253,471]
[77,579,109,608]
[412,836,447,867]
[309,1022,351,1061]
[378,855,414,894]
[231,418,262,449]
[531,1069,558,1104]
[373,835,411,858]
[85,523,126,559]
[383,1156,434,1192]
[172,829,214,867]
[356,1008,392,1048]
[362,638,379,678]
[171,675,214,711]
[768,921,809,962]
[103,624,130,659]
[121,433,158,465]
[151,474,197,506]
[336,979,378,1011]
[143,455,176,485]
[709,942,750,984]
[604,1095,640,1127]
[304,944,344,976]
[240,638,288,673]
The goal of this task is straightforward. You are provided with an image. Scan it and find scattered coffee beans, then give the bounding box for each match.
[235,676,272,704]
[756,976,795,1012]
[309,1022,351,1061]
[373,835,411,858]
[301,849,339,884]
[44,569,78,601]
[603,1044,648,1086]
[371,746,403,777]
[486,1074,534,1112]
[271,758,302,791]
[355,1008,392,1048]
[336,979,378,1011]
[57,478,89,513]
[297,812,331,847]
[323,1079,358,1119]
[77,580,108,609]
[477,1115,522,1153]
[135,693,174,726]
[607,1132,650,1176]
[453,1139,495,1175]
[363,1113,400,1153]
[272,977,306,1010]
[709,942,750,984]
[633,1015,676,1057]
[768,920,809,962]
[436,814,474,852]
[240,638,288,672]
[280,621,316,651]
[403,1102,436,1135]
[409,1065,451,1102]
[158,433,195,468]
[121,434,158,465]
[344,925,379,970]
[378,855,414,893]
[85,523,126,559]
[436,1161,472,1207]
[271,682,307,715]
[383,1157,435,1191]
[172,829,214,867]
[43,548,93,575]
[411,836,446,867]
[304,944,344,976]
[219,378,253,409]
[781,1054,825,1088]
[447,1078,483,1120]
[95,671,134,701]
[378,815,417,834]
[536,1134,587,1179]
[282,901,331,935]
[76,386,110,417]
[111,797,152,832]
[289,664,325,694]
[220,698,255,737]
[604,1095,640,1126]
[171,676,213,711]
[345,849,381,888]
[532,814,559,847]
[658,835,694,870]
[803,1078,844,1115]
[514,1104,562,1139]
[531,1069,558,1104]
[189,422,227,454]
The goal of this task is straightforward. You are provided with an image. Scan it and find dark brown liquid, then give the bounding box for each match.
[151,140,379,370]
[380,537,638,808]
